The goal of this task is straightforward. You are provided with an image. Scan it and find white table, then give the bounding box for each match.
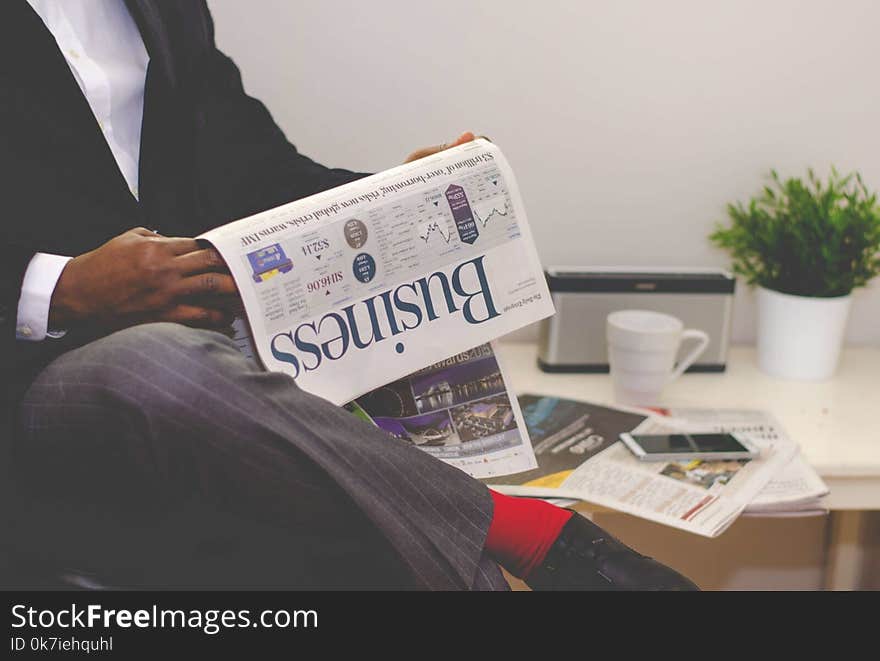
[495,342,880,589]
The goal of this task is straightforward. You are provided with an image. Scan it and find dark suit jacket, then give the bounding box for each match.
[0,0,366,411]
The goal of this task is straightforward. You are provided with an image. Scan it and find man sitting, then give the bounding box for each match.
[1,0,697,591]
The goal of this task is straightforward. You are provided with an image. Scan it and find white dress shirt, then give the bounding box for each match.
[16,0,149,341]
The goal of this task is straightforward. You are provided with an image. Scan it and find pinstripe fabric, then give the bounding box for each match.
[15,323,508,590]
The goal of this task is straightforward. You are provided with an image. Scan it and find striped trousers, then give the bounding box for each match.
[12,323,507,590]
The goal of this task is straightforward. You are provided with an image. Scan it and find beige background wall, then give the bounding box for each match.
[208,0,880,347]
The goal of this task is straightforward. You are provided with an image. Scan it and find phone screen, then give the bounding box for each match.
[632,433,750,454]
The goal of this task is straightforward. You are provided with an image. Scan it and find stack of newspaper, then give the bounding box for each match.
[645,408,829,518]
[486,396,829,537]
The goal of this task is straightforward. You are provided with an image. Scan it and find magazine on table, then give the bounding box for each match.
[482,395,648,489]
[201,140,554,478]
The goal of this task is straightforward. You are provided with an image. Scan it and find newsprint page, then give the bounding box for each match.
[491,397,813,537]
[200,140,554,477]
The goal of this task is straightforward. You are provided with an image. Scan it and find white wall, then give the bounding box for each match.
[209,0,880,345]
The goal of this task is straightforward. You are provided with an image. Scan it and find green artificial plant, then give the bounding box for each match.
[710,168,880,297]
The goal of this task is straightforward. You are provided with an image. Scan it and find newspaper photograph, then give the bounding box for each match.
[345,343,537,478]
[200,139,554,406]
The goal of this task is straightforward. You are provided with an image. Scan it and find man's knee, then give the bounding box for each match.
[28,323,241,410]
[17,324,241,494]
[98,322,237,359]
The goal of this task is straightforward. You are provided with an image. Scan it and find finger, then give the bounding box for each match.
[173,272,239,298]
[450,131,475,146]
[404,132,479,163]
[217,294,245,313]
[217,295,245,316]
[404,145,442,163]
[160,236,202,256]
[174,248,230,275]
[188,291,243,314]
[130,227,157,237]
[161,304,233,329]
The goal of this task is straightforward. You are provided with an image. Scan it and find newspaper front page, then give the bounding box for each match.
[200,140,552,477]
[200,139,553,404]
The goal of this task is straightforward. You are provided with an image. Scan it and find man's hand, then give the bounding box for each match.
[404,131,478,163]
[49,228,240,332]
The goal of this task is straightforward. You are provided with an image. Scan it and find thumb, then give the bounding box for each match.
[449,131,476,147]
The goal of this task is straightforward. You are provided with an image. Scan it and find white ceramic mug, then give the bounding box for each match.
[606,310,710,406]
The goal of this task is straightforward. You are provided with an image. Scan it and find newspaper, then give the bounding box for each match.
[746,456,828,513]
[200,139,553,405]
[658,408,829,513]
[200,140,553,477]
[484,395,647,488]
[491,396,798,537]
[345,343,535,478]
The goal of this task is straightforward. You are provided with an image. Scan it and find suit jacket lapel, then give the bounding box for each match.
[124,0,193,231]
[124,0,177,90]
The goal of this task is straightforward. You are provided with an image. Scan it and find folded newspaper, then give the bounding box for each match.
[653,408,830,516]
[200,139,555,477]
[345,343,537,477]
[488,396,828,537]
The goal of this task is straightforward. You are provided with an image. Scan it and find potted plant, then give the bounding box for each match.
[711,168,880,380]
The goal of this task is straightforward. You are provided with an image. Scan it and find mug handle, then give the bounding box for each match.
[668,329,710,382]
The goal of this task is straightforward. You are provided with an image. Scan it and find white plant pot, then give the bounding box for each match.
[756,286,852,381]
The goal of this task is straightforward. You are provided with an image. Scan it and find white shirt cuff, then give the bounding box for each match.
[16,253,73,341]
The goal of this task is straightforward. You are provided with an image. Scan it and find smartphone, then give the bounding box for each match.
[618,432,760,462]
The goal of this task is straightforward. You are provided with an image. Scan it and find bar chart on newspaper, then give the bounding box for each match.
[202,140,553,477]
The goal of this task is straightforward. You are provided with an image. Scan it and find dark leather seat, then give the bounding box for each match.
[0,491,413,590]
